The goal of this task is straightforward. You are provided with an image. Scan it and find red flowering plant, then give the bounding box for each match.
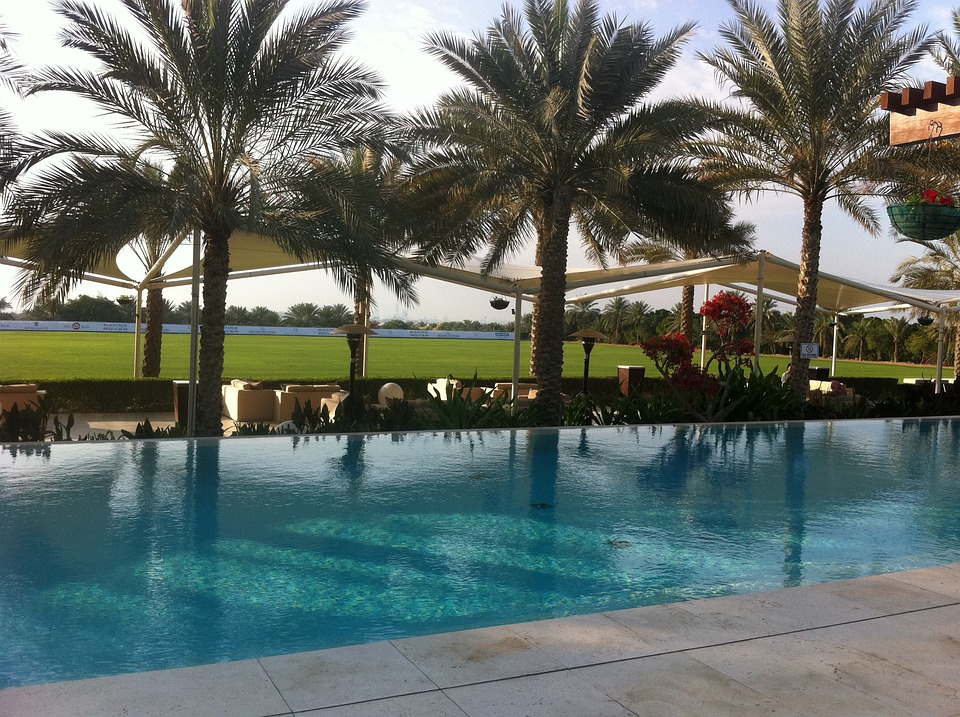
[906,188,956,206]
[640,292,757,422]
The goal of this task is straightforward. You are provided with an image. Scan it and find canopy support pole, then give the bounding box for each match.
[700,284,710,369]
[936,310,946,394]
[512,284,522,412]
[753,254,765,372]
[133,287,144,378]
[831,318,840,376]
[187,231,201,437]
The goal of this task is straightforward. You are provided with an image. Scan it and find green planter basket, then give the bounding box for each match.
[887,204,960,242]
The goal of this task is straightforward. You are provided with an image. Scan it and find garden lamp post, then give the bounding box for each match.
[570,329,607,395]
[333,324,377,420]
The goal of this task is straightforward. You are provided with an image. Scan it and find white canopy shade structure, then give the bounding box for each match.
[5,243,960,397]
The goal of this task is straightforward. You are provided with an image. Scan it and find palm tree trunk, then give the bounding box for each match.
[680,285,695,338]
[789,195,824,396]
[354,279,371,375]
[532,198,571,424]
[196,227,231,436]
[141,287,164,377]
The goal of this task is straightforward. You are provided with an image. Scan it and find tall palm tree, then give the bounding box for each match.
[569,301,600,331]
[408,0,735,422]
[625,300,652,343]
[695,0,935,395]
[1,0,395,435]
[891,236,960,368]
[882,316,912,363]
[600,297,631,344]
[843,316,879,362]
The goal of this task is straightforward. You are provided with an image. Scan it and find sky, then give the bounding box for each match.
[0,0,957,323]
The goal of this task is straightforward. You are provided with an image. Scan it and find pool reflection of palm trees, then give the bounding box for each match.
[782,424,807,587]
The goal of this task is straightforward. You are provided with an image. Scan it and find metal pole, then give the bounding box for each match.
[134,288,143,377]
[187,230,201,437]
[753,255,765,373]
[936,310,946,394]
[700,284,710,369]
[512,285,522,408]
[830,318,839,377]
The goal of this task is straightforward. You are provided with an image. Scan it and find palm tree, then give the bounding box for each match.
[600,297,631,344]
[248,306,281,327]
[282,303,322,328]
[813,312,838,358]
[891,235,960,369]
[225,306,251,326]
[696,0,935,395]
[882,317,912,363]
[568,301,600,331]
[843,316,879,362]
[317,304,354,327]
[408,0,735,422]
[625,300,652,343]
[1,0,394,436]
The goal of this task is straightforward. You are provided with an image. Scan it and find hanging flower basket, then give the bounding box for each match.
[887,203,960,242]
[489,296,510,310]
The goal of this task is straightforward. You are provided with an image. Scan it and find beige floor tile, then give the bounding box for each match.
[444,670,636,717]
[812,573,958,614]
[508,612,653,667]
[887,566,960,599]
[602,602,746,653]
[677,584,882,636]
[576,652,793,716]
[0,659,288,717]
[259,641,436,712]
[760,631,960,715]
[307,691,468,716]
[817,608,960,688]
[390,625,562,688]
[693,641,907,716]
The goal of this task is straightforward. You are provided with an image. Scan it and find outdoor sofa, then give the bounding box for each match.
[0,383,47,413]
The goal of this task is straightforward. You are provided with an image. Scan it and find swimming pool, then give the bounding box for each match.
[1,418,959,689]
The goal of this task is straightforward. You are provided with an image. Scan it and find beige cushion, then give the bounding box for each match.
[230,379,263,390]
[283,384,316,392]
[0,383,38,393]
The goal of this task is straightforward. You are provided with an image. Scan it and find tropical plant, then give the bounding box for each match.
[316,303,354,328]
[641,292,758,422]
[891,235,960,368]
[407,0,737,423]
[695,0,937,395]
[1,0,396,436]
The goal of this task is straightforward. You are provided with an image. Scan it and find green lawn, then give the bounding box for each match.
[0,330,952,382]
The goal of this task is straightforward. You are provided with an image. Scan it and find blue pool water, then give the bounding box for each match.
[1,418,960,689]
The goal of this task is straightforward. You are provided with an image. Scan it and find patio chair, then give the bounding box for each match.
[221,380,275,422]
[274,384,344,422]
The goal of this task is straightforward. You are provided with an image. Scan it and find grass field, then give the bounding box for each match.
[0,330,953,382]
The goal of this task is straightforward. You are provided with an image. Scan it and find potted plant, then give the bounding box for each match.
[887,188,960,242]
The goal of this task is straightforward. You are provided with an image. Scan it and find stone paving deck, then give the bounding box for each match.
[3,564,960,716]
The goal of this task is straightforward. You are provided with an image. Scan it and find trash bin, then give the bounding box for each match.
[617,365,645,396]
[172,380,191,426]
